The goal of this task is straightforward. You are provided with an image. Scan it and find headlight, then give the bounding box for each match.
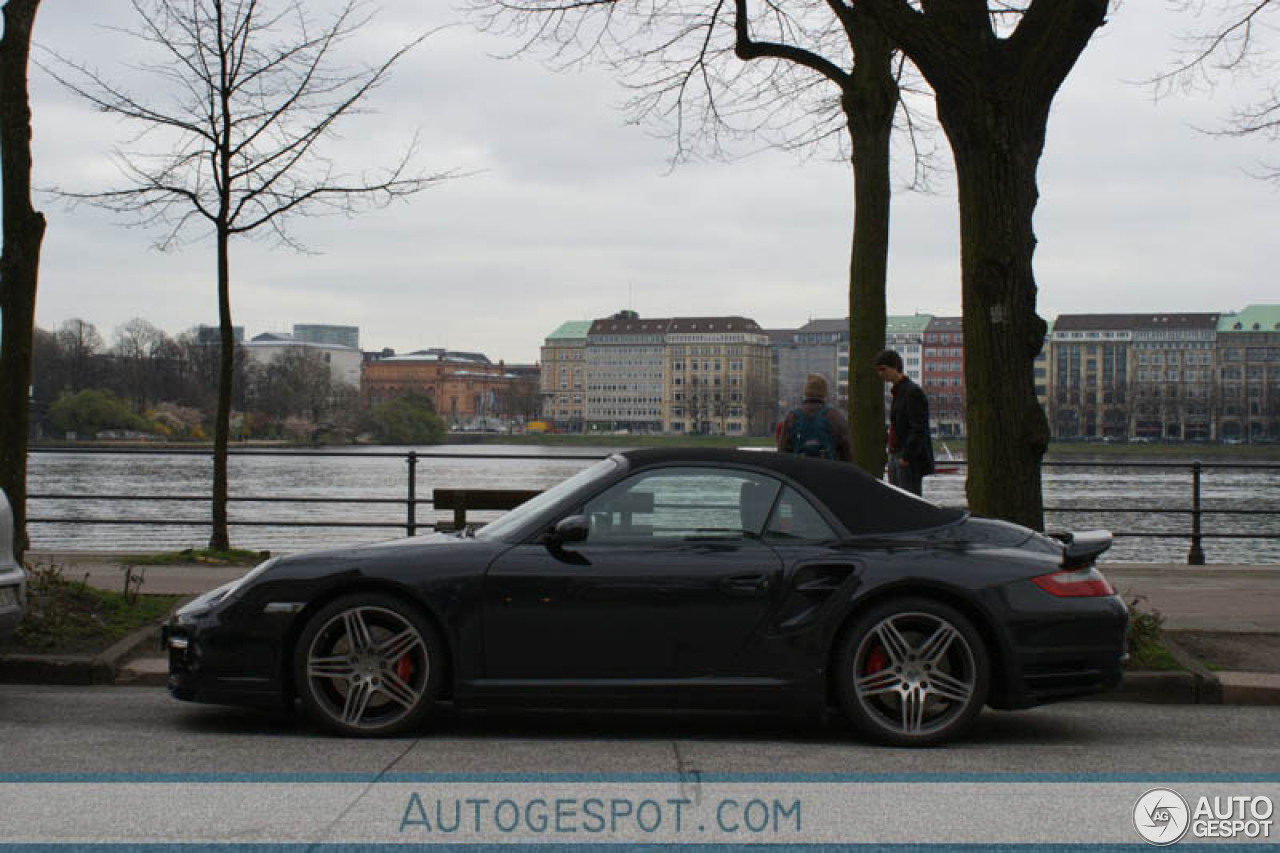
[177,557,278,617]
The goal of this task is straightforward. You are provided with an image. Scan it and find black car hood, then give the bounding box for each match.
[269,531,495,576]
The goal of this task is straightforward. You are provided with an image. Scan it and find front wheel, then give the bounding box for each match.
[294,593,443,737]
[835,597,989,747]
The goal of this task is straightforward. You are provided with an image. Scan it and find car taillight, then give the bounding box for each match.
[1032,565,1115,598]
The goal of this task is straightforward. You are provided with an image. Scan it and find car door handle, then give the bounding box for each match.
[722,573,772,594]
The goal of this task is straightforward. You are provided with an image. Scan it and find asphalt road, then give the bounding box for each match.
[2,685,1278,776]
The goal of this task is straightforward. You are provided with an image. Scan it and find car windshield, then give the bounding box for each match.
[474,457,621,542]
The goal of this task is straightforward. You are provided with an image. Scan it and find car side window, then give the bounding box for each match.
[764,486,837,543]
[581,467,781,543]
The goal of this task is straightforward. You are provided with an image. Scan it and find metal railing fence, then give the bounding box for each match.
[23,447,1280,565]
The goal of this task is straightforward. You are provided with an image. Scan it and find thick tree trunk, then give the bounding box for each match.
[851,0,1106,531]
[942,95,1051,530]
[209,225,233,551]
[0,0,46,563]
[843,19,896,478]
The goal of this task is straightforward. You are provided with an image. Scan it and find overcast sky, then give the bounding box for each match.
[20,2,1280,364]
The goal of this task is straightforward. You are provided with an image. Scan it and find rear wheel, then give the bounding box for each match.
[835,597,989,747]
[294,593,443,737]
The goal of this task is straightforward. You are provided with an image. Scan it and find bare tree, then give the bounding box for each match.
[55,317,103,390]
[853,0,1109,530]
[0,0,45,562]
[472,0,939,477]
[1156,0,1280,182]
[43,0,457,550]
[111,317,177,406]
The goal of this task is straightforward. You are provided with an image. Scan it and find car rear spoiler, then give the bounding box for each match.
[1048,529,1113,568]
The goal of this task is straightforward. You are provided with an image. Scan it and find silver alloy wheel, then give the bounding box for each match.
[852,610,977,737]
[305,605,430,731]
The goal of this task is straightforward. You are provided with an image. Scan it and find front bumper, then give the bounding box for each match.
[164,596,294,711]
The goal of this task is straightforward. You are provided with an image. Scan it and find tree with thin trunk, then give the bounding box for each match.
[43,0,456,550]
[1156,0,1280,183]
[853,0,1109,530]
[472,0,939,478]
[0,0,45,563]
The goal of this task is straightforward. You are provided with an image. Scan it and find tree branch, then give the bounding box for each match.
[734,0,853,88]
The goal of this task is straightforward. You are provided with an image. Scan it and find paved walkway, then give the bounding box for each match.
[1102,564,1280,633]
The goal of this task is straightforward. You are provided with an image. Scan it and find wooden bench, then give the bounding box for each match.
[432,488,542,530]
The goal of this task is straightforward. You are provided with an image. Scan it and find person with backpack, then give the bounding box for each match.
[775,374,852,462]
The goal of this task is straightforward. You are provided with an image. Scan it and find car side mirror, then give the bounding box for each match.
[550,515,589,546]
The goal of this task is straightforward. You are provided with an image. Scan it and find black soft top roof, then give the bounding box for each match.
[620,447,965,536]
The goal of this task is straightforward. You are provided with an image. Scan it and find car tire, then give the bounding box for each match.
[835,597,989,747]
[294,592,444,737]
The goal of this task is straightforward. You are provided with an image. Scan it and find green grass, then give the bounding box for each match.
[0,564,182,656]
[118,547,268,566]
[1127,642,1184,672]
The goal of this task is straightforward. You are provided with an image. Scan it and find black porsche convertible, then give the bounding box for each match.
[165,448,1127,746]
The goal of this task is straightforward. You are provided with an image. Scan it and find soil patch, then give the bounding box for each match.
[1168,631,1280,673]
[0,564,180,656]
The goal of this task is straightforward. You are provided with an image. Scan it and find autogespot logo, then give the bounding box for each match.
[1134,788,1191,846]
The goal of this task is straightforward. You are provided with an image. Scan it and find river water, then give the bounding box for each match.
[25,445,1280,565]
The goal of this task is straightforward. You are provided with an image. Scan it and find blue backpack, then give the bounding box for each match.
[788,406,835,459]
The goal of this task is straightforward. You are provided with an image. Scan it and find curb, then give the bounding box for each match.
[1104,670,1202,704]
[1161,635,1223,704]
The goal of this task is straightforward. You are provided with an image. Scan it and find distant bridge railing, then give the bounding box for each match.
[23,447,1280,565]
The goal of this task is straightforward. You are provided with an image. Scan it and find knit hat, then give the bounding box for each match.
[803,374,828,401]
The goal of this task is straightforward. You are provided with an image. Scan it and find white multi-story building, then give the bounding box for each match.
[585,311,669,433]
[242,333,362,388]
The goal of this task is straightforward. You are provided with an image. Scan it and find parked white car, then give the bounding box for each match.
[0,489,26,640]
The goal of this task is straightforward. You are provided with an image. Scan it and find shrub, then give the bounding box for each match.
[49,389,149,437]
[369,393,445,445]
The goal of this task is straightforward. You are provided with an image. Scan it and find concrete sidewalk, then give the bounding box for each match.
[7,551,1280,704]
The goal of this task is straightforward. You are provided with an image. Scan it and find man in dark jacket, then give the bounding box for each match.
[874,349,935,495]
[775,374,852,462]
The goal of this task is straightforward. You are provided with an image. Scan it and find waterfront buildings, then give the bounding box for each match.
[770,319,848,412]
[540,312,774,435]
[183,303,1280,443]
[195,324,244,345]
[243,332,362,388]
[765,306,1278,442]
[921,317,965,439]
[1048,313,1220,441]
[1217,305,1280,442]
[540,321,590,431]
[664,316,774,436]
[585,312,668,433]
[293,324,359,350]
[361,349,522,427]
[884,315,929,380]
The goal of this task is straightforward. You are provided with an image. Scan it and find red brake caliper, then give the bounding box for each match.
[865,646,889,675]
[395,655,414,682]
